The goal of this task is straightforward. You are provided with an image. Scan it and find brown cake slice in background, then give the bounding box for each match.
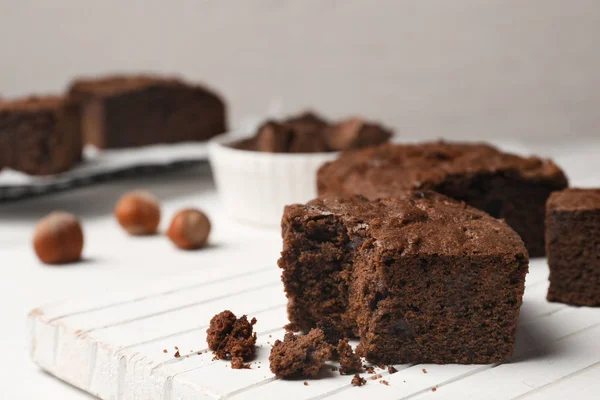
[279,191,529,364]
[317,141,568,257]
[68,75,226,149]
[546,188,600,306]
[0,96,82,175]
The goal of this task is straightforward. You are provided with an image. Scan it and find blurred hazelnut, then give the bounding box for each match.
[33,211,84,265]
[167,209,211,250]
[114,190,161,235]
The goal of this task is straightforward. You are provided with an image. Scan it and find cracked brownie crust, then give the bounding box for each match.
[317,141,568,257]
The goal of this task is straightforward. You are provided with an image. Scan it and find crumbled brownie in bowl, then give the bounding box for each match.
[209,111,394,226]
[233,111,391,154]
[279,190,529,364]
[546,188,600,306]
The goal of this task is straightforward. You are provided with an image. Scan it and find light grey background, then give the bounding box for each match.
[1,0,599,141]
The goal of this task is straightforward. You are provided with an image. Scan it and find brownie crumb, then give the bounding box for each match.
[269,329,333,378]
[331,367,338,372]
[432,387,437,392]
[388,366,398,374]
[174,351,180,358]
[174,346,178,350]
[163,349,167,354]
[380,380,389,386]
[365,366,376,374]
[422,368,427,374]
[231,356,251,369]
[370,374,382,380]
[284,321,301,332]
[351,374,367,387]
[206,310,257,362]
[303,381,309,386]
[337,339,362,374]
[316,317,344,346]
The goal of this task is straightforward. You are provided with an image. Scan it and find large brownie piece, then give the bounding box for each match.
[68,75,226,149]
[279,191,529,364]
[0,96,82,175]
[317,141,568,257]
[546,189,600,306]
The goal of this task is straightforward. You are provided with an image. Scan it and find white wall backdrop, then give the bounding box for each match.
[1,0,599,141]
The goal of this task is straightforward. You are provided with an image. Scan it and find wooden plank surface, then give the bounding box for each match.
[29,258,600,399]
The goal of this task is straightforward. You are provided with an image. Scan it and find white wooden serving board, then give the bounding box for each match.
[29,260,600,400]
[29,258,600,400]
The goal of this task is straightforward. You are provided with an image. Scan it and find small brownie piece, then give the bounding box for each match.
[351,374,367,386]
[279,191,529,364]
[231,356,251,369]
[337,339,362,374]
[546,189,600,306]
[253,116,328,153]
[325,118,392,151]
[284,111,329,127]
[317,141,568,257]
[68,75,226,149]
[206,310,257,361]
[254,121,294,153]
[269,329,333,378]
[0,96,82,175]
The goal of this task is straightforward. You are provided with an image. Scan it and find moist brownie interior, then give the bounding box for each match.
[279,191,529,364]
[546,188,600,306]
[317,141,568,257]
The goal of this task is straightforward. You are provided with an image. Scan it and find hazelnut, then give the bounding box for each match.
[33,211,84,265]
[167,209,211,250]
[114,190,161,235]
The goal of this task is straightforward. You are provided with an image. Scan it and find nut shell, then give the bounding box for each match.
[33,211,84,265]
[114,190,161,235]
[167,209,211,250]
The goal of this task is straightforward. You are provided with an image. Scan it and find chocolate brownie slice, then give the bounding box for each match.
[68,75,226,149]
[279,191,529,364]
[546,189,600,306]
[0,96,82,175]
[317,141,568,257]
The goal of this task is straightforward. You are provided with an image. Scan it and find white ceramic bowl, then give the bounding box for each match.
[208,133,339,226]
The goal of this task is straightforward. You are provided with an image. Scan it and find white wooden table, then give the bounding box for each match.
[2,138,599,399]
